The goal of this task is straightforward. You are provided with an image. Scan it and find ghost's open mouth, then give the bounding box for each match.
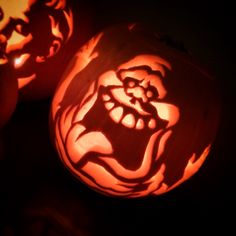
[75,86,167,171]
[102,88,158,130]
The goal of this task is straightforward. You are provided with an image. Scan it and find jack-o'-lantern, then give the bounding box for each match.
[0,0,87,100]
[0,63,18,128]
[50,24,221,198]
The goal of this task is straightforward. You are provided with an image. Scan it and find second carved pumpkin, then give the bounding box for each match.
[50,24,221,198]
[0,0,90,100]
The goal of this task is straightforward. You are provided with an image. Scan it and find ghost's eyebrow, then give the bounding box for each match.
[118,69,148,82]
[117,65,163,81]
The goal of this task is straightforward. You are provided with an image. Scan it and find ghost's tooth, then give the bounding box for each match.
[148,118,156,129]
[102,94,111,102]
[121,113,135,128]
[135,118,145,130]
[109,106,123,123]
[105,102,115,110]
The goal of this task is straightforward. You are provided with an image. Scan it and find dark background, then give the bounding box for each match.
[0,0,235,235]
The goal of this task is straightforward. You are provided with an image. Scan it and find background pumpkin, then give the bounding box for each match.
[50,24,221,198]
[0,0,91,101]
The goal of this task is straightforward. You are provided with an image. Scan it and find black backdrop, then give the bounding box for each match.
[0,0,235,235]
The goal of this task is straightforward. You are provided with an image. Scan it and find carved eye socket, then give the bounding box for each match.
[124,77,139,88]
[146,90,153,98]
[146,85,159,99]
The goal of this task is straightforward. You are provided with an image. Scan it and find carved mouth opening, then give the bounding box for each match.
[80,87,165,170]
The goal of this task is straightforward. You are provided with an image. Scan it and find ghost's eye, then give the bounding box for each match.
[146,90,153,98]
[147,86,159,99]
[124,77,139,88]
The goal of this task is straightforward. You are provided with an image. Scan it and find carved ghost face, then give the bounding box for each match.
[68,55,180,164]
[0,0,73,90]
[52,27,220,198]
[56,54,183,197]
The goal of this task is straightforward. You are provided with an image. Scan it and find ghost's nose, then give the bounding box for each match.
[127,86,148,103]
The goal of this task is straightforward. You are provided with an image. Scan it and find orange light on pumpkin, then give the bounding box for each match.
[50,24,221,198]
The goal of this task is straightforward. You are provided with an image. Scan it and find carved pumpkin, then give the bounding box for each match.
[0,63,18,128]
[0,0,76,100]
[50,24,221,198]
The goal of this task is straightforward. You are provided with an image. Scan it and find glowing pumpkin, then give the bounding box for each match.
[0,0,75,100]
[50,24,221,198]
[0,63,18,128]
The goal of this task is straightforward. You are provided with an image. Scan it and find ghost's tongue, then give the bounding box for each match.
[66,123,113,164]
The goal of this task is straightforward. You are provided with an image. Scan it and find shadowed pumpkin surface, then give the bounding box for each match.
[0,63,18,128]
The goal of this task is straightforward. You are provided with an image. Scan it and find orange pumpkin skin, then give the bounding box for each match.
[0,64,18,128]
[0,0,89,101]
[50,24,221,198]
